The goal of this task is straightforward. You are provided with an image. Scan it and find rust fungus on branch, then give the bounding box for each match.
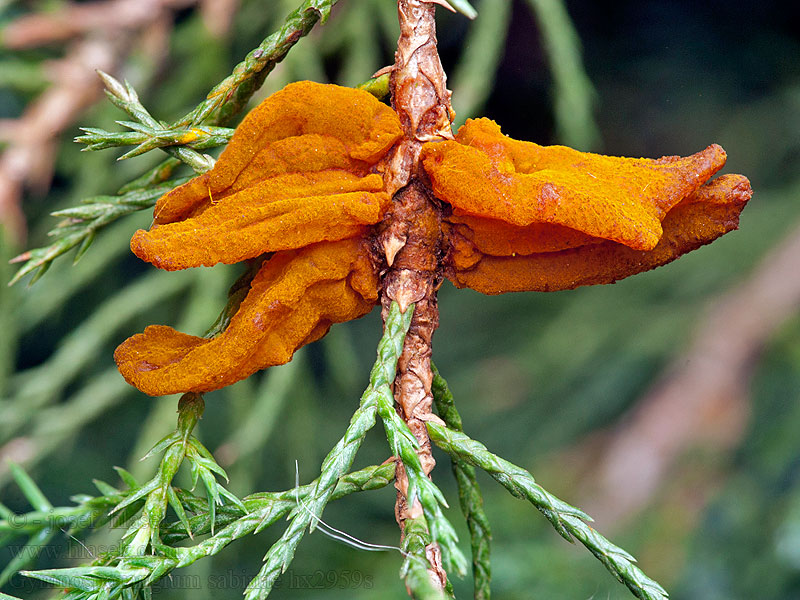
[115,81,400,396]
[114,79,751,397]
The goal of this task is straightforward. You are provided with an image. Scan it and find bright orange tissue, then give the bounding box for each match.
[420,118,752,294]
[115,238,378,396]
[131,81,402,270]
[115,81,401,396]
[115,80,752,397]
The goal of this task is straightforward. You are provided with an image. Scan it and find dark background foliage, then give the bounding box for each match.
[1,0,799,598]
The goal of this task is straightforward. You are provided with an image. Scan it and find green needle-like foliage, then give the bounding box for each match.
[2,1,693,599]
[94,71,217,173]
[427,420,669,600]
[9,0,346,288]
[3,461,397,596]
[110,394,243,555]
[400,514,450,600]
[76,122,233,157]
[9,402,397,599]
[0,464,57,588]
[245,301,413,600]
[432,364,492,600]
[375,384,468,576]
[8,178,189,286]
[180,0,344,126]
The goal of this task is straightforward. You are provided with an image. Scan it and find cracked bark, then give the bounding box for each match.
[377,0,453,591]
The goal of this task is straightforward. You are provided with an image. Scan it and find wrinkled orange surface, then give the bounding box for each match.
[116,82,399,395]
[115,82,752,397]
[133,81,402,270]
[422,118,729,251]
[115,238,378,396]
[133,170,388,270]
[420,118,751,295]
[447,174,752,293]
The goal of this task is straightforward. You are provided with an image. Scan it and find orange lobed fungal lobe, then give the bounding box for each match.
[132,81,402,270]
[114,79,753,396]
[115,238,379,396]
[115,81,404,396]
[131,170,389,270]
[448,174,752,294]
[418,117,751,294]
[421,117,728,251]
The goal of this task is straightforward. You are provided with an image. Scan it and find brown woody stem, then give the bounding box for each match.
[378,0,453,592]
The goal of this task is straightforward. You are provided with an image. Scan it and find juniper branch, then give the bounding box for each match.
[375,384,468,576]
[0,463,59,587]
[76,0,348,159]
[93,71,216,173]
[111,394,248,555]
[20,463,394,599]
[5,462,394,596]
[431,365,492,599]
[12,406,394,600]
[243,300,413,600]
[76,123,233,158]
[427,422,669,600]
[0,462,124,588]
[179,0,343,127]
[168,462,396,570]
[161,462,395,545]
[400,514,450,600]
[8,178,188,286]
[10,0,340,285]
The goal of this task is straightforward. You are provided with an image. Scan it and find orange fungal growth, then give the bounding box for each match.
[133,81,402,268]
[420,118,752,295]
[422,118,729,250]
[115,81,399,395]
[114,81,752,397]
[447,174,752,294]
[115,238,379,396]
[132,170,389,270]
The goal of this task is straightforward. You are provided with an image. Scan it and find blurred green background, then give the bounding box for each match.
[1,0,799,598]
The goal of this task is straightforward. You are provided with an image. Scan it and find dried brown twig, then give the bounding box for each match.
[378,0,454,591]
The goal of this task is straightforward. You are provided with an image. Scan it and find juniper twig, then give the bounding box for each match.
[179,0,344,127]
[431,364,492,599]
[10,0,342,286]
[243,300,413,600]
[18,464,394,599]
[92,71,216,173]
[375,384,468,576]
[400,513,452,600]
[427,422,669,600]
[76,122,233,159]
[8,177,189,286]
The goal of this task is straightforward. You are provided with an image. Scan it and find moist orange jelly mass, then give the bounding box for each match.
[115,81,751,396]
